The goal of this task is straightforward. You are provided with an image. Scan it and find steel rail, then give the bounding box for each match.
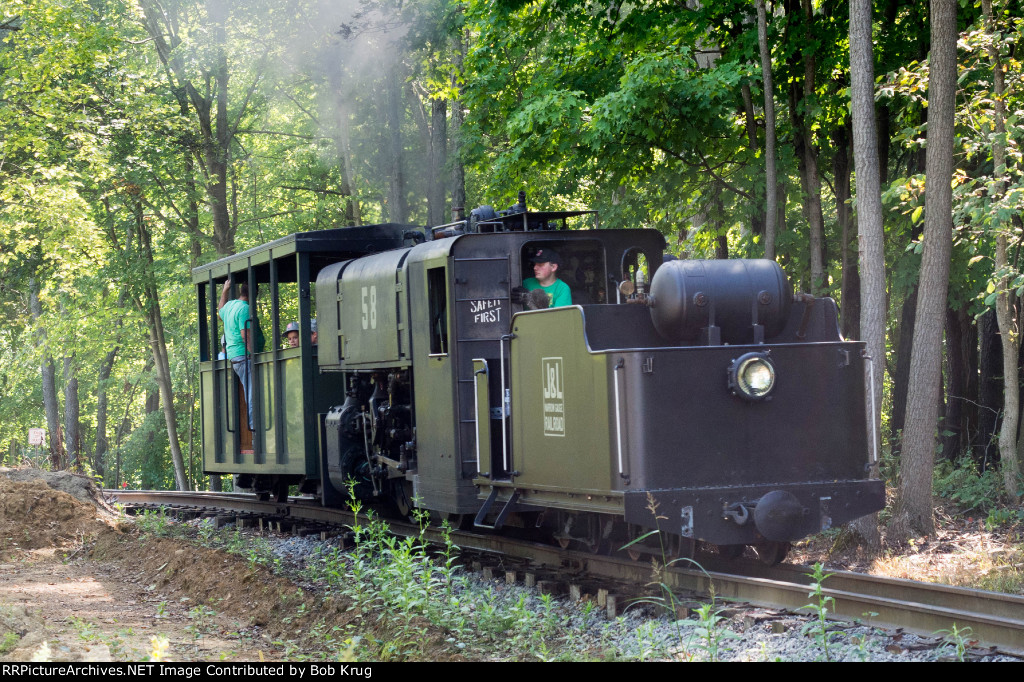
[105,489,1024,654]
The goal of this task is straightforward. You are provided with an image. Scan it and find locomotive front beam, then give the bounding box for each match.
[624,479,885,546]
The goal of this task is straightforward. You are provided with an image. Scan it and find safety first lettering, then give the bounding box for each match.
[469,298,502,324]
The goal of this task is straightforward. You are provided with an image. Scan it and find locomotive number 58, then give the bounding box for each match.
[361,285,377,330]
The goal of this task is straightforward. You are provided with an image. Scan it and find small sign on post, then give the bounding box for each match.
[28,428,45,446]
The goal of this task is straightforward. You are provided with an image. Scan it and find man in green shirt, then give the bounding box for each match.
[219,280,264,430]
[523,247,572,308]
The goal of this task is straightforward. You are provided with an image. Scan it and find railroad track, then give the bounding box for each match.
[105,489,1024,656]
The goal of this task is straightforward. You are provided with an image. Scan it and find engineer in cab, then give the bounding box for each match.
[523,248,571,308]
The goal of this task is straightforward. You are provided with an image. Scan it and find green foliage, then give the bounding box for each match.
[619,493,739,661]
[0,630,19,655]
[801,563,836,662]
[690,600,740,662]
[118,410,175,491]
[984,506,1024,530]
[135,507,173,536]
[879,9,1024,315]
[936,623,973,662]
[462,0,772,249]
[934,458,1004,512]
[184,605,217,640]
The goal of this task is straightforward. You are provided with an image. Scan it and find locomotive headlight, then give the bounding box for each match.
[728,352,776,401]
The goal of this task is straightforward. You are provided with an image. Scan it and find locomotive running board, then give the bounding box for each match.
[474,487,521,530]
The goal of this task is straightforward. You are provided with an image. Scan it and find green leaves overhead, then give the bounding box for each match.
[462,0,760,236]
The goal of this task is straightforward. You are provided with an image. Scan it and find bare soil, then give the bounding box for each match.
[0,469,357,662]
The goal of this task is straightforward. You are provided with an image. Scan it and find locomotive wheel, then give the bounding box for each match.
[273,480,289,503]
[394,492,411,518]
[753,541,790,566]
[448,513,473,530]
[672,536,699,561]
[557,537,571,549]
[389,480,415,519]
[432,511,472,531]
[716,544,745,559]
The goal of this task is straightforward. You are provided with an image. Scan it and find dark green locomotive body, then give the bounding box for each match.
[496,301,881,546]
[193,209,883,555]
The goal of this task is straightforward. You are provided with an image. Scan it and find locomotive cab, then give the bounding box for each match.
[311,208,666,519]
[490,257,884,557]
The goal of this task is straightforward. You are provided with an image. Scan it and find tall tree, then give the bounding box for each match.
[62,351,80,469]
[137,0,245,256]
[30,278,63,469]
[849,0,885,549]
[985,0,1020,500]
[385,65,409,223]
[784,0,827,293]
[135,204,189,491]
[890,0,958,540]
[450,26,467,222]
[756,0,778,260]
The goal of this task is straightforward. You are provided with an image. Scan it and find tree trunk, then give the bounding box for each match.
[890,0,957,541]
[791,0,826,295]
[450,29,467,221]
[94,347,118,482]
[942,306,968,461]
[62,353,80,471]
[136,204,189,491]
[977,309,1002,467]
[714,183,728,259]
[385,65,408,224]
[333,93,361,226]
[137,0,235,254]
[833,123,859,340]
[740,81,766,240]
[889,286,917,457]
[849,0,885,549]
[776,180,787,255]
[985,0,1020,500]
[757,0,778,260]
[207,0,232,251]
[31,278,64,470]
[428,97,448,226]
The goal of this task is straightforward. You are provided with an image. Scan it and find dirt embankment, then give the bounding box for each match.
[0,469,352,662]
[0,471,112,555]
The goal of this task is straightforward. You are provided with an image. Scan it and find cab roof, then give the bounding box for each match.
[191,224,426,284]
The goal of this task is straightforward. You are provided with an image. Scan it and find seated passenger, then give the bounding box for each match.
[283,321,300,348]
[523,247,572,308]
[310,318,318,345]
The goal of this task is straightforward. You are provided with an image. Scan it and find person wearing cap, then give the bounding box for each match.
[523,247,572,308]
[283,321,301,348]
[310,318,318,345]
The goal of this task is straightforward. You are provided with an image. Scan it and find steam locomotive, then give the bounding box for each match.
[193,195,884,564]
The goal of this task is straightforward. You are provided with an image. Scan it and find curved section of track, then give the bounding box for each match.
[106,489,1024,655]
